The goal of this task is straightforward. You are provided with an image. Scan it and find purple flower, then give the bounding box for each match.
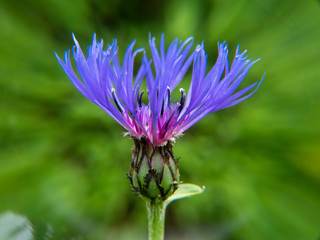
[56,33,263,146]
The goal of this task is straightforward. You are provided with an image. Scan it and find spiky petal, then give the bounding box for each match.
[56,34,263,146]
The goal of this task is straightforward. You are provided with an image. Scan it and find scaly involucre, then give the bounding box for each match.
[56,33,263,146]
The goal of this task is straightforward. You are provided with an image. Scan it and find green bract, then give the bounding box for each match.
[128,138,180,201]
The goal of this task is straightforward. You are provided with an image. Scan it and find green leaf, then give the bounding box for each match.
[164,183,205,208]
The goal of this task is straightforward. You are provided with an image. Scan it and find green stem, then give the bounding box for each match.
[146,201,166,240]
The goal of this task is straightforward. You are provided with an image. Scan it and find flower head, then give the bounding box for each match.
[56,33,263,146]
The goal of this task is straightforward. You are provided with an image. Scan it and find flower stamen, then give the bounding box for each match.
[177,88,186,114]
[111,88,124,114]
[137,90,144,108]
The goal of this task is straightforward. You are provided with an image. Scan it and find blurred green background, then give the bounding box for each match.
[1,0,320,239]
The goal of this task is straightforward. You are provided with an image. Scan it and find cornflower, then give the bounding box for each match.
[56,33,263,240]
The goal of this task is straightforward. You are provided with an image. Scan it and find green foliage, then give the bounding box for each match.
[165,183,205,208]
[0,0,320,239]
